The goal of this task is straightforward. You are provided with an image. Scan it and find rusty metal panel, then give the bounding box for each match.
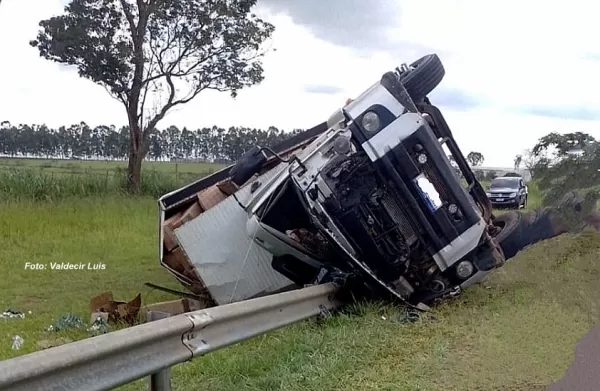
[174,173,294,304]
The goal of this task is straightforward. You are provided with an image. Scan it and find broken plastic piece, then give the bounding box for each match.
[1,309,24,319]
[11,335,23,350]
[51,313,85,332]
[88,316,110,335]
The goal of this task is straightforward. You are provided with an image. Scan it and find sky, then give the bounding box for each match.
[1,0,600,166]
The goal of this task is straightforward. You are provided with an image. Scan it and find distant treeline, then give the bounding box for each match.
[0,122,304,162]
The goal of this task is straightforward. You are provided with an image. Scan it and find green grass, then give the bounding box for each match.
[0,197,183,358]
[2,197,600,390]
[0,157,225,200]
[0,157,225,175]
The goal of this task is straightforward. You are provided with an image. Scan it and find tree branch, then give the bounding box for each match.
[119,0,137,39]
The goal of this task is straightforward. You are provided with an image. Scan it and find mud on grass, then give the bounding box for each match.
[1,198,600,391]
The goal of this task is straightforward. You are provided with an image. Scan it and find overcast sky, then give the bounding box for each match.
[1,0,599,166]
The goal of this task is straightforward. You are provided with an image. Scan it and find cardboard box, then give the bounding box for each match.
[197,186,228,211]
[89,311,109,325]
[163,211,183,229]
[89,291,113,313]
[162,211,183,251]
[142,298,207,319]
[178,202,202,226]
[163,225,179,252]
[162,204,202,251]
[216,179,239,196]
[163,247,195,278]
[88,291,142,326]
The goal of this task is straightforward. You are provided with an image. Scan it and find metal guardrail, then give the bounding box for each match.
[0,283,340,391]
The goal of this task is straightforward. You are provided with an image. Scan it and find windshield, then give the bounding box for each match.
[490,178,519,189]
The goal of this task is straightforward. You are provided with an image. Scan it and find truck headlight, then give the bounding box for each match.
[361,111,381,132]
[456,260,474,279]
[333,135,352,155]
[509,192,516,198]
[448,203,458,214]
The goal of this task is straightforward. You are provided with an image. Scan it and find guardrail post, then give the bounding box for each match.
[146,311,173,391]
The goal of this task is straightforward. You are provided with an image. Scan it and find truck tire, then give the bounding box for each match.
[493,211,522,259]
[493,209,563,260]
[494,210,546,260]
[400,54,445,103]
[229,146,267,186]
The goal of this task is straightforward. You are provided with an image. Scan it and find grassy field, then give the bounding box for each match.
[1,189,599,390]
[0,157,225,175]
[0,158,226,200]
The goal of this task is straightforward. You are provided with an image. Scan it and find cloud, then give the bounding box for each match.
[3,0,600,169]
[518,106,600,122]
[257,0,402,53]
[428,87,482,111]
[303,84,344,95]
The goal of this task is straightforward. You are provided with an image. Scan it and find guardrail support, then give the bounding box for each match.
[146,311,173,391]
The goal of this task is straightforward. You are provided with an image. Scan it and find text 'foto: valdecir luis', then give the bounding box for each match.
[24,262,106,270]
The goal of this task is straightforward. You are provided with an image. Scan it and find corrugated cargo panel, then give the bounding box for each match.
[173,168,294,304]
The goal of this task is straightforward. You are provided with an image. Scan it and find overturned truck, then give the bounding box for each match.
[156,54,572,308]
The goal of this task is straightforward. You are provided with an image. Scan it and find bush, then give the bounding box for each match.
[535,147,600,207]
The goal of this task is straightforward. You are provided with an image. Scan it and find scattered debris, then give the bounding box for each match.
[317,304,333,320]
[396,310,421,324]
[142,297,205,319]
[286,228,330,258]
[89,291,142,326]
[11,335,24,350]
[49,313,86,332]
[1,309,25,319]
[88,316,110,335]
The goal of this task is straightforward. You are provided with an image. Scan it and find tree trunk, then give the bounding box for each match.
[127,148,143,194]
[125,118,149,194]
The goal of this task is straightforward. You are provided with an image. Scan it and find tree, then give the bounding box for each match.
[514,154,522,170]
[534,142,600,207]
[30,0,275,193]
[522,148,549,179]
[466,151,484,166]
[532,132,596,160]
[0,122,297,162]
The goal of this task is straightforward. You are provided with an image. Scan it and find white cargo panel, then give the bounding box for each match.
[173,169,294,305]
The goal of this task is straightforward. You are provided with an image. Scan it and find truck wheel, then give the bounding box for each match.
[399,54,445,103]
[493,209,561,260]
[229,146,267,186]
[492,211,523,259]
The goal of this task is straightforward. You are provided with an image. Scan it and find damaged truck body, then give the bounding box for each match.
[158,54,517,308]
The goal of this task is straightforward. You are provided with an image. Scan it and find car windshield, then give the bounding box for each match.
[490,178,519,189]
